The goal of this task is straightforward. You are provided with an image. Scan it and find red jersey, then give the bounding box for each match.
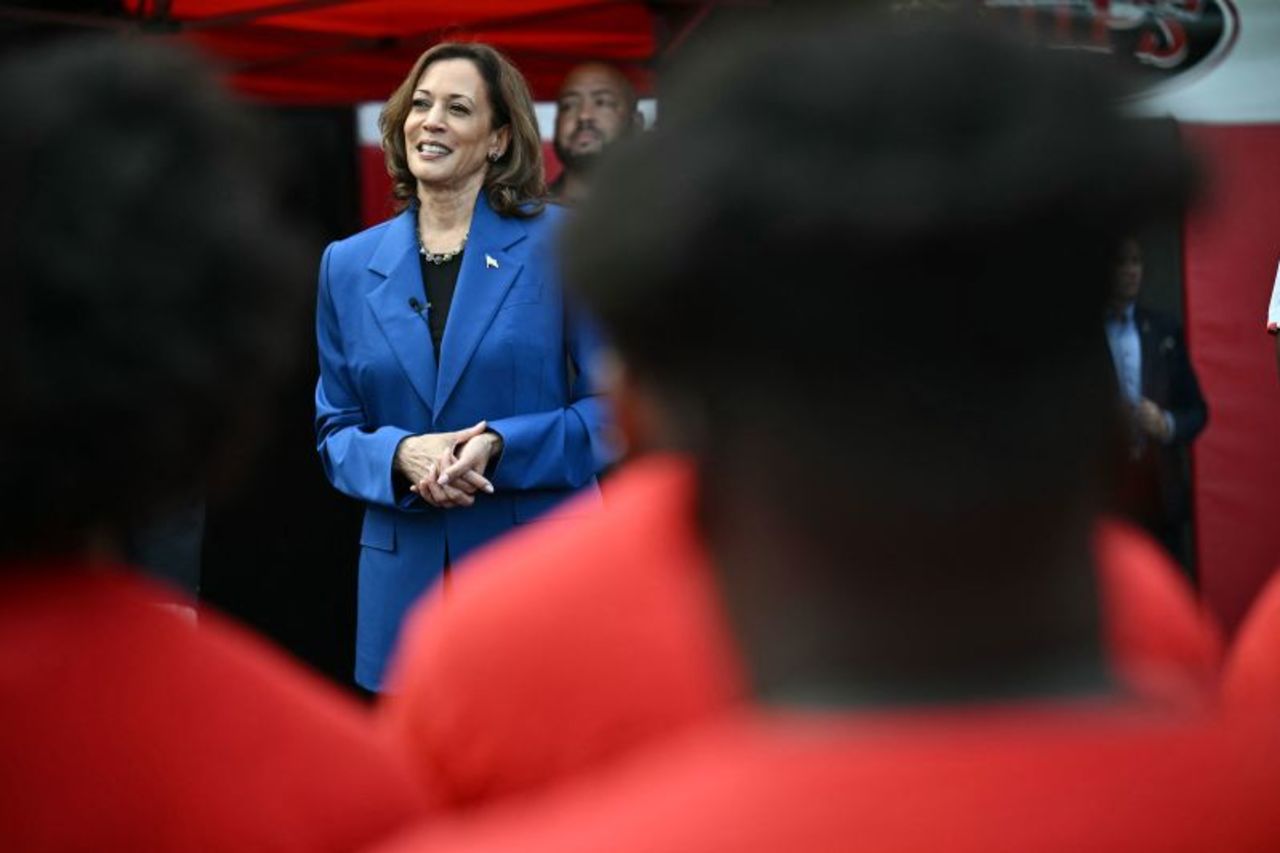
[0,562,426,851]
[1221,566,1280,715]
[377,705,1280,853]
[381,455,1222,811]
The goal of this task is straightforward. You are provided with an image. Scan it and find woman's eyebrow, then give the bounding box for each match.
[413,88,476,104]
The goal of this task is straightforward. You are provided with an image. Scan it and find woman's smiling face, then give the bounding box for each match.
[403,58,508,195]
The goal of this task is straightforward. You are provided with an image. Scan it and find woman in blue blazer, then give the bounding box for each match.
[315,43,613,691]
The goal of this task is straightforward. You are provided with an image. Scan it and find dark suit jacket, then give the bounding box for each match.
[1131,306,1208,524]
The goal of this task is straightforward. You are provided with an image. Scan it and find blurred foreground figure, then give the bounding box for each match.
[0,40,423,850]
[376,15,1279,852]
[1221,566,1280,716]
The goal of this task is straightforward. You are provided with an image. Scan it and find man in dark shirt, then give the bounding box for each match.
[548,63,643,205]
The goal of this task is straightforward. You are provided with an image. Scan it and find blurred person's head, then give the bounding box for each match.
[552,62,640,202]
[1111,237,1144,309]
[0,38,309,564]
[564,15,1195,704]
[381,42,545,217]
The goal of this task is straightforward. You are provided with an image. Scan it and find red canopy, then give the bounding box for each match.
[123,1,659,104]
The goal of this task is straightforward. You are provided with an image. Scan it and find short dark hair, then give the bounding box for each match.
[0,38,309,561]
[564,15,1194,516]
[556,62,639,114]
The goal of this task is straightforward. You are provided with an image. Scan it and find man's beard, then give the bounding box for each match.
[554,140,604,174]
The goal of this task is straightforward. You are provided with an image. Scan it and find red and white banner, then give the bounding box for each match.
[989,0,1280,630]
[1124,0,1280,631]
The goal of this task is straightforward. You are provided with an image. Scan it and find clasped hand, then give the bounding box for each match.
[394,421,502,508]
[1133,398,1172,444]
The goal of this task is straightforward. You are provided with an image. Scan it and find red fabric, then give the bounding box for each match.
[380,457,745,811]
[376,707,1280,853]
[1095,520,1225,706]
[1221,566,1280,715]
[123,2,655,104]
[134,0,637,38]
[1181,124,1280,634]
[0,563,425,851]
[541,141,564,186]
[360,144,397,229]
[380,455,1223,812]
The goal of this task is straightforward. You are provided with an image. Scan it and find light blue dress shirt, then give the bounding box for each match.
[1105,303,1175,443]
[1105,303,1142,405]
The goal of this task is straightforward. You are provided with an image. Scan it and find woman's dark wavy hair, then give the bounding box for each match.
[380,42,546,218]
[0,38,310,563]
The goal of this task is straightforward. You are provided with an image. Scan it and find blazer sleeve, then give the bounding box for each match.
[314,243,416,509]
[485,299,614,492]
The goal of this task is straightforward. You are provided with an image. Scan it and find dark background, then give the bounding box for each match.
[1135,120,1190,326]
[198,106,367,691]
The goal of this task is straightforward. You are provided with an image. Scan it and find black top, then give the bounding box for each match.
[418,249,464,361]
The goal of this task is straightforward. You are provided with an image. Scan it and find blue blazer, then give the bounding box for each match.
[315,193,612,689]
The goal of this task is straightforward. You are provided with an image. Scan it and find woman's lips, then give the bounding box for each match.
[415,141,452,158]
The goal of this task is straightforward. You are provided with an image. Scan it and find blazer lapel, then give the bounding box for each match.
[434,193,526,414]
[1137,309,1154,399]
[365,209,438,412]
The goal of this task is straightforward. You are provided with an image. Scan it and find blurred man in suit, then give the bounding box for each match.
[1106,237,1208,578]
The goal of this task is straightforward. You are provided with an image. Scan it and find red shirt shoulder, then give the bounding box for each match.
[0,563,425,852]
[1094,519,1224,705]
[1221,565,1280,715]
[381,477,1222,813]
[380,456,744,809]
[375,706,1280,853]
